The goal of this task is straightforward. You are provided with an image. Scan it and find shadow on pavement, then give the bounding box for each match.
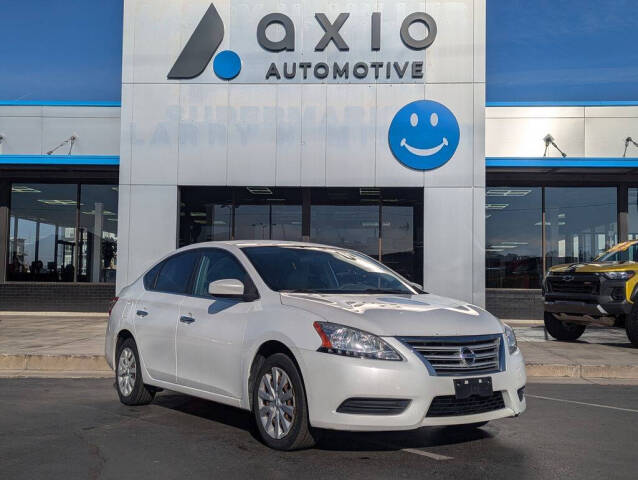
[152,391,493,452]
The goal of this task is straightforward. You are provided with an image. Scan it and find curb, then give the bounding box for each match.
[1,354,638,380]
[526,363,638,379]
[0,354,110,375]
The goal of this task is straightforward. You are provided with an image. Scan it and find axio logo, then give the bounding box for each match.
[388,100,459,170]
[167,4,241,80]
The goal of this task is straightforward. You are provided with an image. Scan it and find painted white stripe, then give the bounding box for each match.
[527,394,638,413]
[400,448,453,460]
[365,439,453,460]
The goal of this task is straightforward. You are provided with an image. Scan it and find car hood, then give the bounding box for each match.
[549,261,638,273]
[280,292,504,337]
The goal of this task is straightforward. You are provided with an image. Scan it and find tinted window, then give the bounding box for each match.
[545,188,617,268]
[242,246,416,294]
[143,263,162,290]
[486,187,542,288]
[193,249,250,297]
[154,252,200,294]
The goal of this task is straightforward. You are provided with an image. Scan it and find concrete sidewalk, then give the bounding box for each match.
[0,314,110,377]
[1,313,637,379]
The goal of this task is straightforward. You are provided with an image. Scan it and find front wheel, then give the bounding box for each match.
[544,312,586,341]
[252,353,316,450]
[115,338,155,406]
[626,309,638,347]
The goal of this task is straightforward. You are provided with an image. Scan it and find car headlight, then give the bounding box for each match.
[602,271,635,280]
[504,324,518,354]
[313,321,402,361]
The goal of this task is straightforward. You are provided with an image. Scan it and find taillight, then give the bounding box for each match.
[108,297,119,315]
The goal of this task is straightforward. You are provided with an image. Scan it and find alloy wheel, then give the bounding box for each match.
[257,367,296,439]
[117,347,137,397]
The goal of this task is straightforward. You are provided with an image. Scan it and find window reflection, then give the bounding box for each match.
[178,187,424,283]
[79,185,119,283]
[628,188,638,240]
[8,184,77,282]
[7,183,118,283]
[545,188,617,268]
[311,205,379,259]
[486,188,542,288]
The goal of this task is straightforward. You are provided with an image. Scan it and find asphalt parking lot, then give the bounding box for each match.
[1,379,636,479]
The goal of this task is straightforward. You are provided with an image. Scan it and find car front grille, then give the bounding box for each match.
[546,273,600,295]
[426,392,506,417]
[398,335,503,376]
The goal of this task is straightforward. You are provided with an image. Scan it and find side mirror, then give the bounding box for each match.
[410,282,424,292]
[208,279,245,299]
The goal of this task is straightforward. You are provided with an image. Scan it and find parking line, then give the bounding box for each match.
[365,439,453,460]
[527,394,638,413]
[400,448,453,460]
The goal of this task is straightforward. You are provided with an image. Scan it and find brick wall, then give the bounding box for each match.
[0,283,116,312]
[485,288,544,320]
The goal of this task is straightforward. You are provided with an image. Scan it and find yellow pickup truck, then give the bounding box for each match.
[543,241,638,346]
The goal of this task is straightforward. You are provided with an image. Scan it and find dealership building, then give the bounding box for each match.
[1,0,637,319]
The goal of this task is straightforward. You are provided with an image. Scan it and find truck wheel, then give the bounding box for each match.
[626,310,638,347]
[544,312,586,341]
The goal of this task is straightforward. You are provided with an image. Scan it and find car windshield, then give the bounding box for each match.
[595,243,638,263]
[241,246,419,295]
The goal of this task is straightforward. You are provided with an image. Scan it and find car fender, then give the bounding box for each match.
[240,305,325,410]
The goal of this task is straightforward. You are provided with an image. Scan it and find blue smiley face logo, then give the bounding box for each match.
[388,100,460,170]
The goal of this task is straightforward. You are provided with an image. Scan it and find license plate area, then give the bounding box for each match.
[453,377,493,399]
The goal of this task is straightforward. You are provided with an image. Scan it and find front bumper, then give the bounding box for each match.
[299,337,526,431]
[544,275,634,317]
[544,300,632,317]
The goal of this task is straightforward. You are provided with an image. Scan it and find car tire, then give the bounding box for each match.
[626,309,638,347]
[115,337,155,406]
[544,312,586,341]
[252,353,316,451]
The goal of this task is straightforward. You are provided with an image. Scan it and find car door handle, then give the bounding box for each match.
[136,310,148,317]
[180,315,196,324]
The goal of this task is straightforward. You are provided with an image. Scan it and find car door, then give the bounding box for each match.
[176,248,259,398]
[134,250,200,384]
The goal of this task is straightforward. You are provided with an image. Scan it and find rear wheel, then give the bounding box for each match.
[252,353,316,450]
[544,312,586,341]
[115,337,155,406]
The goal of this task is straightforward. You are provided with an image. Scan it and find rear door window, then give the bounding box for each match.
[154,251,200,294]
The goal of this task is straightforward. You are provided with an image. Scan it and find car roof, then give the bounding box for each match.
[178,240,345,250]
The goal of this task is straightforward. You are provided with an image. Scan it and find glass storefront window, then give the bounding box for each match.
[311,205,380,259]
[179,187,424,282]
[486,188,542,288]
[8,184,78,281]
[179,187,302,245]
[6,183,117,283]
[79,185,119,283]
[628,188,638,240]
[380,188,422,282]
[545,187,617,268]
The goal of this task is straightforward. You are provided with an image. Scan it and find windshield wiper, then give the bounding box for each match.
[352,289,412,295]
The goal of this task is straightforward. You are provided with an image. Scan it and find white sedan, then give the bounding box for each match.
[106,241,526,450]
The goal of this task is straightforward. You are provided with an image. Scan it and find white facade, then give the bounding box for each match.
[117,0,487,306]
[0,106,120,156]
[486,106,638,159]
